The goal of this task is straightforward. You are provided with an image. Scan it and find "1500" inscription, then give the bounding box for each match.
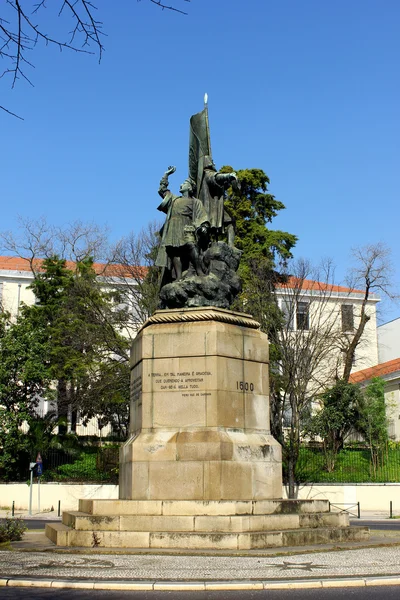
[236,381,254,392]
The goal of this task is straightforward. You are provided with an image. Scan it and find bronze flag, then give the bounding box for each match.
[188,106,211,195]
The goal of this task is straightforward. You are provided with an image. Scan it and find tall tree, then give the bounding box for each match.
[24,255,130,428]
[357,377,388,476]
[341,243,396,382]
[309,380,363,472]
[223,167,297,278]
[0,309,51,479]
[270,259,354,497]
[222,166,297,327]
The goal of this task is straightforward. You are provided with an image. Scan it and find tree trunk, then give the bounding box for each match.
[287,454,297,499]
[287,401,300,498]
[270,386,283,445]
[57,378,68,435]
[343,281,371,382]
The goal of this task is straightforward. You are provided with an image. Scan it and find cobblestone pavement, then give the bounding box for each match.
[1,545,400,582]
[1,516,400,590]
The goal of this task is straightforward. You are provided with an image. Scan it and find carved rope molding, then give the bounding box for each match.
[140,309,260,331]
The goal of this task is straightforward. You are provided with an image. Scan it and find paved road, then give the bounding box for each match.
[22,519,60,530]
[1,586,400,599]
[350,519,400,530]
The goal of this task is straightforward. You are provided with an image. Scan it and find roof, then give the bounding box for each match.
[278,276,366,295]
[349,357,400,384]
[0,257,377,297]
[0,256,145,279]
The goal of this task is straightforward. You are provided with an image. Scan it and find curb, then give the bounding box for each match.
[2,576,400,590]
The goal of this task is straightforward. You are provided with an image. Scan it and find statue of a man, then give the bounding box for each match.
[155,166,210,282]
[198,156,238,246]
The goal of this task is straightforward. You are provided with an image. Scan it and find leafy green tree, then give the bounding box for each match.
[25,412,80,461]
[309,380,363,472]
[222,165,297,357]
[23,255,130,430]
[223,167,297,289]
[222,166,301,494]
[0,311,51,480]
[74,361,131,439]
[357,377,388,476]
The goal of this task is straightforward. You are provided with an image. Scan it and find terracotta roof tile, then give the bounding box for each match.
[0,258,375,295]
[0,256,145,279]
[278,276,366,295]
[349,358,400,383]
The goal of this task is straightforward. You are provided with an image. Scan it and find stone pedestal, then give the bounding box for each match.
[119,307,282,501]
[46,308,369,549]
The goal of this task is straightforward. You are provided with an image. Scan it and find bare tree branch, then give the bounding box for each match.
[272,258,362,497]
[1,0,105,117]
[0,102,23,119]
[108,221,163,331]
[342,242,397,381]
[147,0,190,15]
[0,215,110,276]
[1,1,190,117]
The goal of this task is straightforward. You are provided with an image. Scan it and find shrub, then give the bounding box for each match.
[0,516,27,543]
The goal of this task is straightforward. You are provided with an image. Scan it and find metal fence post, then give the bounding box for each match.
[28,469,33,516]
[390,500,393,518]
[12,501,14,517]
[58,500,61,517]
[357,502,360,519]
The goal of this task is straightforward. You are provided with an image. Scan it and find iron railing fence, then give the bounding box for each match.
[0,445,120,484]
[285,445,400,484]
[3,441,400,484]
[37,445,120,484]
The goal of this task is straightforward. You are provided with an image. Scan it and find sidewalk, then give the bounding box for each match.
[2,512,400,590]
[0,509,62,520]
[0,508,394,519]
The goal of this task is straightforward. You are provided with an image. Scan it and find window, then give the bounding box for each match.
[296,301,309,330]
[341,304,354,332]
[281,298,294,330]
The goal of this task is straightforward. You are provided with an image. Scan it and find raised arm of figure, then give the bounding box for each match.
[158,166,176,198]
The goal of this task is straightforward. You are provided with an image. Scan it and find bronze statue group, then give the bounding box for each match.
[155,155,238,284]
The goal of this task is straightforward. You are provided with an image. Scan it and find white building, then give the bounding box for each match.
[0,255,137,436]
[276,277,380,376]
[350,358,400,441]
[349,317,400,441]
[0,255,385,435]
[378,317,400,364]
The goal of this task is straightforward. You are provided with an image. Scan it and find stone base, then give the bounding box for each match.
[45,499,370,549]
[119,308,282,501]
[120,430,282,501]
[45,309,369,549]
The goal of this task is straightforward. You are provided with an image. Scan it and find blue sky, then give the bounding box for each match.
[1,0,399,321]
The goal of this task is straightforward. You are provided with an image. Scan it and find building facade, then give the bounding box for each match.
[0,255,387,437]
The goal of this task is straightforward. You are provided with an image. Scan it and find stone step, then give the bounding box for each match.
[63,510,349,532]
[45,523,369,550]
[79,498,331,517]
